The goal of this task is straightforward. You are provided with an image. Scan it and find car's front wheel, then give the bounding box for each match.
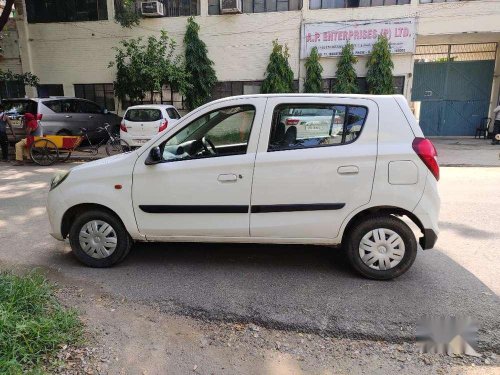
[68,210,132,267]
[346,215,417,280]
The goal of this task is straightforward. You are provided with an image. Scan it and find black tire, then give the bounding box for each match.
[105,138,131,156]
[345,215,417,280]
[30,139,59,166]
[68,209,132,268]
[59,151,72,163]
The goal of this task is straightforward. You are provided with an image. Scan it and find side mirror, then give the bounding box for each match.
[145,146,162,165]
[103,108,109,115]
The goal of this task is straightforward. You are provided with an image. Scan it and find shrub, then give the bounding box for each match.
[261,40,294,94]
[366,35,395,95]
[333,42,358,94]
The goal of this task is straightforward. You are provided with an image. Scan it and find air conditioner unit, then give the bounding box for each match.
[220,0,242,14]
[141,1,165,17]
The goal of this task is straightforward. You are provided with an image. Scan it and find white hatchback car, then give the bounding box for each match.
[47,94,440,280]
[120,104,181,147]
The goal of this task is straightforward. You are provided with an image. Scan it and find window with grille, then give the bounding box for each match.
[211,80,299,98]
[209,0,301,14]
[74,84,115,111]
[309,0,408,8]
[414,43,497,62]
[164,0,200,16]
[26,0,108,23]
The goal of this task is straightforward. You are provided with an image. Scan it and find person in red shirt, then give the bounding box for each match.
[12,113,42,166]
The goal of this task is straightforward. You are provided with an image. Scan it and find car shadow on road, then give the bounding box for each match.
[439,221,498,239]
[128,241,354,275]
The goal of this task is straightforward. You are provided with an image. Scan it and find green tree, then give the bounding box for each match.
[184,17,217,111]
[261,40,294,94]
[303,47,323,93]
[366,35,394,95]
[114,0,141,28]
[333,42,358,94]
[109,31,189,106]
[0,70,39,88]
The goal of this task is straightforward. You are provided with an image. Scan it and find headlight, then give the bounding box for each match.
[50,171,70,191]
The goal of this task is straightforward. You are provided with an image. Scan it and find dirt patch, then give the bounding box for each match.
[53,282,498,375]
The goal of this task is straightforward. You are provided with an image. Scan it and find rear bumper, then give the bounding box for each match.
[120,132,151,147]
[419,229,438,250]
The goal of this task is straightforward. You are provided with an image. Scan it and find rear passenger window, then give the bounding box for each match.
[125,109,162,122]
[44,100,62,113]
[268,104,367,152]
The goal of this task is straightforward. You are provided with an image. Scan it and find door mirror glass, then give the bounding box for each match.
[145,146,162,165]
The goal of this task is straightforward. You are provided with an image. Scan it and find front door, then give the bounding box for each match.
[132,97,266,239]
[250,96,378,240]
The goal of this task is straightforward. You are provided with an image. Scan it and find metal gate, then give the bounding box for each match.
[412,43,496,136]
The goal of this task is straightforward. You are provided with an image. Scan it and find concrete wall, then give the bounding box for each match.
[0,19,22,74]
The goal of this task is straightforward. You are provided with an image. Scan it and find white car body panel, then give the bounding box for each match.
[251,96,378,239]
[47,94,440,251]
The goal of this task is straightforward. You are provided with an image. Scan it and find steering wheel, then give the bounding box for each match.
[201,137,217,155]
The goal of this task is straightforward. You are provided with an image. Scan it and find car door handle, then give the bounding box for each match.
[65,115,72,118]
[88,115,94,119]
[218,174,238,183]
[338,165,359,175]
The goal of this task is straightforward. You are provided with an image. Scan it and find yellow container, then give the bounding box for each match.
[33,135,82,150]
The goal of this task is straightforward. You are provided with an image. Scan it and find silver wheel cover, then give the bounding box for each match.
[358,228,405,271]
[79,220,118,259]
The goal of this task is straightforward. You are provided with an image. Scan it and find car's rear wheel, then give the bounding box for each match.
[346,215,417,280]
[68,210,132,267]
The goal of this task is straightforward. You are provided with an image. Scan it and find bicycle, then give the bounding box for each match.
[30,123,131,166]
[58,123,131,161]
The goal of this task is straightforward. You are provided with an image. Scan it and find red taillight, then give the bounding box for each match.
[158,119,168,132]
[36,113,43,121]
[120,122,127,132]
[412,137,439,181]
[286,118,299,126]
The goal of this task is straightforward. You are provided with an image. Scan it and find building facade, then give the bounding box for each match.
[10,0,500,135]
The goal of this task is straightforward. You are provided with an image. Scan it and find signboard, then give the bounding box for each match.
[301,18,416,59]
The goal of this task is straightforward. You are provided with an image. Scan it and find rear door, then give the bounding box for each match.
[250,96,378,240]
[78,100,106,132]
[40,99,89,136]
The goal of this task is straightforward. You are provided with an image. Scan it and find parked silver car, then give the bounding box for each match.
[2,97,121,143]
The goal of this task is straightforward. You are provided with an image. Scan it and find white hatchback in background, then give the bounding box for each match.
[120,105,181,147]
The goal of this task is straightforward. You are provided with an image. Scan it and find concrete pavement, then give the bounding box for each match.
[0,164,498,352]
[431,137,500,167]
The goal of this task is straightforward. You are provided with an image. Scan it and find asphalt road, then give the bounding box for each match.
[0,164,499,352]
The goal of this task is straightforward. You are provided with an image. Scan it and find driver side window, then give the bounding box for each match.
[161,105,256,162]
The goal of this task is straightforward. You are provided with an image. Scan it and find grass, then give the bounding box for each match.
[0,271,83,374]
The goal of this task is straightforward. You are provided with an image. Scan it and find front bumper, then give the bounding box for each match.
[47,187,68,241]
[419,229,438,250]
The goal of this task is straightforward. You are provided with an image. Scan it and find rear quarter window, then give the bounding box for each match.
[125,109,162,122]
[166,108,181,120]
[2,100,38,115]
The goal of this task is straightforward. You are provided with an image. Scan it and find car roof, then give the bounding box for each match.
[125,104,177,111]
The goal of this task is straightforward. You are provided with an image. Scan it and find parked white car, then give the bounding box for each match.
[47,94,440,280]
[120,104,181,147]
